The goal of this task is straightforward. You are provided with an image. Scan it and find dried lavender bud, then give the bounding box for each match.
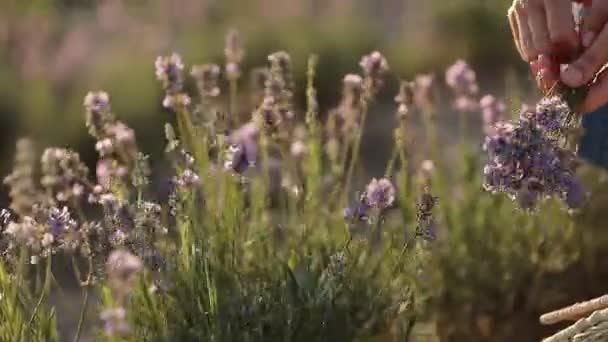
[3,138,41,216]
[445,59,478,96]
[84,91,114,138]
[365,178,396,209]
[100,307,131,337]
[191,64,221,99]
[415,188,438,241]
[40,148,89,202]
[480,95,506,130]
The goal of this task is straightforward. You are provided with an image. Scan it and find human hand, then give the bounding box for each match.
[508,0,580,62]
[511,0,608,113]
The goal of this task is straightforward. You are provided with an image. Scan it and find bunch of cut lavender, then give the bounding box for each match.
[482,99,586,210]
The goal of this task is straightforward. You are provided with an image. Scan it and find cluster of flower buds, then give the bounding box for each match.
[84,91,140,192]
[40,148,89,203]
[483,99,586,210]
[344,178,396,236]
[224,122,258,173]
[3,205,80,260]
[254,51,295,131]
[191,63,221,101]
[445,59,479,112]
[3,139,42,216]
[415,188,439,241]
[359,51,389,97]
[155,53,191,110]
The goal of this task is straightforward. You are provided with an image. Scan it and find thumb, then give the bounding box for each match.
[580,69,608,113]
[561,24,608,87]
[580,2,608,47]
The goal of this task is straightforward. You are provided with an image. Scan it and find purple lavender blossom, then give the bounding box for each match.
[47,206,77,238]
[445,59,478,95]
[482,104,586,210]
[359,51,389,94]
[224,122,258,173]
[365,178,396,209]
[523,96,570,137]
[155,53,184,94]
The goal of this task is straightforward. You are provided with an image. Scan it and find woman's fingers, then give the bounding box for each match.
[527,1,551,54]
[561,23,608,87]
[581,1,608,47]
[513,1,537,61]
[508,6,525,59]
[544,0,579,59]
[580,68,608,113]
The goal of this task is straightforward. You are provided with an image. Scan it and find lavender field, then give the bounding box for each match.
[0,1,607,341]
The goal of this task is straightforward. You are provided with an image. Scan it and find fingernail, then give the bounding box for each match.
[530,61,539,74]
[582,31,595,48]
[561,65,584,86]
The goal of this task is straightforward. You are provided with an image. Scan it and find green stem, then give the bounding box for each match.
[28,255,52,327]
[72,286,90,342]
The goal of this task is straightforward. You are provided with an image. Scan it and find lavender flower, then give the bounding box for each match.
[3,139,41,216]
[395,80,414,118]
[523,96,570,138]
[155,53,185,94]
[360,51,389,95]
[84,91,114,138]
[224,122,258,173]
[445,59,478,96]
[191,64,221,99]
[482,104,585,210]
[40,148,89,202]
[107,249,143,299]
[365,178,396,209]
[47,206,77,238]
[415,188,439,241]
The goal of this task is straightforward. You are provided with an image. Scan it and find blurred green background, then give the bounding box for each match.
[0,0,530,206]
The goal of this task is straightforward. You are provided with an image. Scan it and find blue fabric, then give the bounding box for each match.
[580,106,608,169]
